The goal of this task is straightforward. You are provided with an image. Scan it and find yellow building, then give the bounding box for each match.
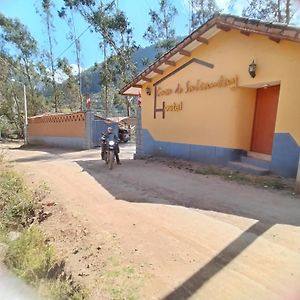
[121,14,300,177]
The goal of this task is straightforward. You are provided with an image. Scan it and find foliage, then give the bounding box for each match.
[0,162,87,299]
[5,226,87,299]
[228,0,298,24]
[189,0,220,31]
[62,0,138,116]
[40,0,60,112]
[143,0,178,55]
[0,170,37,230]
[57,57,81,112]
[38,279,87,300]
[0,114,18,138]
[4,226,56,283]
[58,5,83,110]
[0,14,48,129]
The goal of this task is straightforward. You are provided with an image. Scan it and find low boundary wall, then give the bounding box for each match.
[28,112,92,149]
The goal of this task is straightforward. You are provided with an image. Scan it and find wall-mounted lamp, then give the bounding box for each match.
[248,60,257,78]
[146,87,151,95]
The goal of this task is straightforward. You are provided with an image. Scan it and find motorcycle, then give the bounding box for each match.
[101,134,117,170]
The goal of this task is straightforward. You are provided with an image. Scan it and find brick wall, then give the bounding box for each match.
[28,112,85,138]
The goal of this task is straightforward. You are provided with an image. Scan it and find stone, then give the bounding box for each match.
[7,231,21,242]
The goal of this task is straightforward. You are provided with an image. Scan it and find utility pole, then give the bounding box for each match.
[23,84,28,144]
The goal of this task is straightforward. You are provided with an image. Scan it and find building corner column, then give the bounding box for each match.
[134,106,143,159]
[295,157,300,193]
[85,111,94,149]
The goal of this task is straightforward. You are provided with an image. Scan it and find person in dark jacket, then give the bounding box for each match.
[101,127,121,164]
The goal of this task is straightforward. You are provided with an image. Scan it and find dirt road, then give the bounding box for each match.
[3,142,300,300]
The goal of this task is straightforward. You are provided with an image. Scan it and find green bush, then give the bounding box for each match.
[0,116,18,138]
[4,226,55,283]
[0,170,36,229]
[0,166,87,299]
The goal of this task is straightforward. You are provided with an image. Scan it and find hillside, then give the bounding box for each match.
[80,44,159,95]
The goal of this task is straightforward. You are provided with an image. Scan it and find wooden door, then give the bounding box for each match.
[251,85,280,155]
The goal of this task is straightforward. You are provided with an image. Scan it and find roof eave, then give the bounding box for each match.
[120,14,300,95]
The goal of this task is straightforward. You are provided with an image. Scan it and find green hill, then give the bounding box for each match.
[80,44,159,95]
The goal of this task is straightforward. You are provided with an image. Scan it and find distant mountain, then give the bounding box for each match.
[80,44,159,95]
[80,36,186,95]
[132,45,159,72]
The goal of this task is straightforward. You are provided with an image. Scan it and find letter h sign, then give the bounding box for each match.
[154,86,165,119]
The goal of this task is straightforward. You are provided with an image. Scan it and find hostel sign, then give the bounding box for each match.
[154,75,238,119]
[165,102,183,112]
[157,75,238,97]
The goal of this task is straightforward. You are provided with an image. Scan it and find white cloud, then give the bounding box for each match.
[54,69,68,84]
[53,64,86,83]
[69,64,86,76]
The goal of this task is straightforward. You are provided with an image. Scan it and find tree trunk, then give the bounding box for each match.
[285,0,291,24]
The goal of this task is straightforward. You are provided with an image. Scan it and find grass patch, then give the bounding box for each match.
[154,157,293,191]
[37,279,87,300]
[0,170,37,230]
[194,165,289,190]
[5,226,87,299]
[0,162,87,299]
[5,226,55,283]
[95,257,143,300]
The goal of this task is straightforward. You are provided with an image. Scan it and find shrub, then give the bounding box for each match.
[5,226,55,283]
[0,171,36,229]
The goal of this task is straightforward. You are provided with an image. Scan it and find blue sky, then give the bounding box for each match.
[0,0,299,71]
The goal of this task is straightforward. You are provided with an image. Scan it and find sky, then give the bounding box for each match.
[0,0,299,71]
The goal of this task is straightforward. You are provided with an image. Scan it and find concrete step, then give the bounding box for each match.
[241,156,271,169]
[227,161,270,176]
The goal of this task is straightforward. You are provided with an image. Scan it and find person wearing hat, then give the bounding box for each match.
[101,126,121,165]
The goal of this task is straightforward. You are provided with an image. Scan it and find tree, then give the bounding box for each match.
[0,13,46,117]
[40,0,60,112]
[0,51,48,137]
[57,58,81,112]
[234,0,298,24]
[143,0,178,54]
[189,0,220,31]
[58,6,83,109]
[61,0,138,116]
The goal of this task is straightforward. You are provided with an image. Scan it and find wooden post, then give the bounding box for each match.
[295,156,300,194]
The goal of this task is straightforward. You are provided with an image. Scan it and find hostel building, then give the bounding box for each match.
[121,14,300,177]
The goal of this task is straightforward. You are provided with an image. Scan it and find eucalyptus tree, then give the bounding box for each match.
[58,6,83,109]
[0,13,45,119]
[61,0,138,116]
[228,0,298,24]
[143,0,178,55]
[40,0,60,112]
[57,57,81,112]
[188,0,220,31]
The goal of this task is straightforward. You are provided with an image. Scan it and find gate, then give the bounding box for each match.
[92,119,118,147]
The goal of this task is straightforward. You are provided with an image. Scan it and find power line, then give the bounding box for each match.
[55,24,92,61]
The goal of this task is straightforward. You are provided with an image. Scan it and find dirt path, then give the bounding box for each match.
[2,142,300,300]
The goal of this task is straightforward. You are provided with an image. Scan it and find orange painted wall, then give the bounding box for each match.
[141,29,300,150]
[28,112,86,138]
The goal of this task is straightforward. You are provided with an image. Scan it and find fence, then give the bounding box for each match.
[27,111,116,150]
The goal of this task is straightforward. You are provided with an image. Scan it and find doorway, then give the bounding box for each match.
[251,85,280,155]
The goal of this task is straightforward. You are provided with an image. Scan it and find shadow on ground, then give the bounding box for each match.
[8,144,99,163]
[76,158,300,300]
